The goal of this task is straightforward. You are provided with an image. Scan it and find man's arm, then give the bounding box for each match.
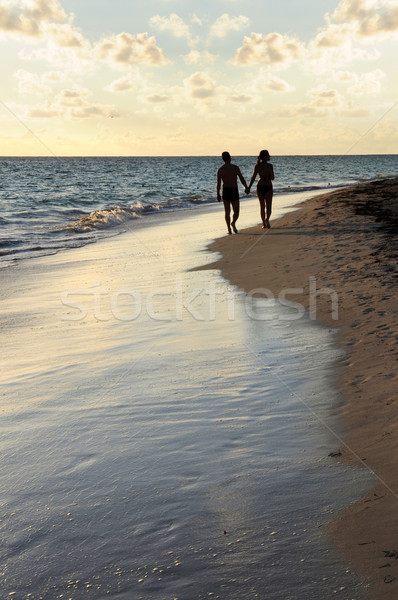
[216,169,222,202]
[237,167,248,190]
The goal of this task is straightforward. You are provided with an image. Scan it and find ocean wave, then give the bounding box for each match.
[64,202,161,232]
[64,194,212,233]
[0,238,24,248]
[276,183,344,194]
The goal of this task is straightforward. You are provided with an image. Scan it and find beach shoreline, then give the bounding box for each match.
[200,177,398,600]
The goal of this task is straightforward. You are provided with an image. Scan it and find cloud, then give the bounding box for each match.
[41,69,66,82]
[184,71,216,99]
[14,68,51,95]
[257,72,294,92]
[191,14,202,27]
[280,85,343,117]
[279,84,370,118]
[357,4,398,37]
[25,0,66,22]
[232,32,304,66]
[1,2,169,72]
[228,94,253,103]
[96,32,169,67]
[27,85,119,119]
[332,0,375,22]
[183,50,216,65]
[105,74,137,92]
[209,14,249,38]
[27,101,62,118]
[309,85,345,107]
[312,22,354,48]
[335,70,357,81]
[46,21,88,48]
[145,94,171,103]
[150,13,193,40]
[347,68,385,94]
[0,0,66,38]
[315,0,398,45]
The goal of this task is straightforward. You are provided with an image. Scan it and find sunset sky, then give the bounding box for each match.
[1,0,397,156]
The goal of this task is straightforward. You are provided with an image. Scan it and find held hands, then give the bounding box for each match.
[245,186,250,195]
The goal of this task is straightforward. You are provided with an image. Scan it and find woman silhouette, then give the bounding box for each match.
[247,150,274,229]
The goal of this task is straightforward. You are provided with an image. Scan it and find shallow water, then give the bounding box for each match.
[0,198,371,599]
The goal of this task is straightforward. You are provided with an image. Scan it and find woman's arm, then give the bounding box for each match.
[247,165,258,191]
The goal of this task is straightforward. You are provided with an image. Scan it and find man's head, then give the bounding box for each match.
[222,151,231,163]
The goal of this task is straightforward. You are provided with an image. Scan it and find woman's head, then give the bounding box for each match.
[258,149,270,163]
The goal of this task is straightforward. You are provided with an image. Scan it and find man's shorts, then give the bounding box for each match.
[222,187,239,203]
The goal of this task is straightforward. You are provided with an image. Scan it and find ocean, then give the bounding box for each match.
[1,154,397,267]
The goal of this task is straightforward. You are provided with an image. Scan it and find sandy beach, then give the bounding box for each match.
[204,177,398,600]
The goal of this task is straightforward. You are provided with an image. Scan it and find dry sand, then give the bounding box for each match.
[200,178,398,600]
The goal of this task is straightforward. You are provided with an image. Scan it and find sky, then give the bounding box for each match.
[0,0,397,156]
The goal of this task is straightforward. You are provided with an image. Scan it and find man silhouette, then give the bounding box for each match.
[216,151,248,234]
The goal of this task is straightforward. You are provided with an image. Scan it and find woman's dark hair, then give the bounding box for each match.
[257,149,270,164]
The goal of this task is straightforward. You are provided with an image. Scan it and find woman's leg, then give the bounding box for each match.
[265,189,273,228]
[257,192,266,227]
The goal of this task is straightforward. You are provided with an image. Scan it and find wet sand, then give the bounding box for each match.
[203,177,398,600]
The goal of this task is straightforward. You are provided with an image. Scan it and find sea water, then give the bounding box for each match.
[0,154,397,267]
[0,196,372,599]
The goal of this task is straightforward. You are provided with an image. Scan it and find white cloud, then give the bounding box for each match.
[27,101,62,118]
[305,30,381,74]
[1,2,169,73]
[96,32,169,67]
[332,0,376,22]
[232,32,304,66]
[335,70,357,81]
[191,14,202,27]
[209,14,249,38]
[279,84,370,118]
[312,21,354,48]
[19,43,94,74]
[0,0,66,38]
[183,50,216,65]
[27,85,119,119]
[309,85,345,107]
[145,94,171,103]
[149,13,198,45]
[228,94,253,103]
[347,68,385,94]
[256,71,294,92]
[41,70,66,82]
[24,0,66,22]
[183,71,216,99]
[105,74,138,92]
[14,68,51,95]
[46,21,88,48]
[316,0,398,46]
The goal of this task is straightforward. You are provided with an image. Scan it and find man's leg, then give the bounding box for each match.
[223,200,232,234]
[231,199,240,233]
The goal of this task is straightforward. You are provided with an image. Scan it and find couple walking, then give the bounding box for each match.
[216,150,274,234]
